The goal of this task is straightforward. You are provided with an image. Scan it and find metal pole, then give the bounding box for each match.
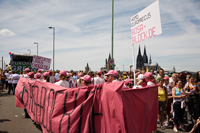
[2,56,3,70]
[111,0,114,69]
[37,43,38,55]
[53,28,55,72]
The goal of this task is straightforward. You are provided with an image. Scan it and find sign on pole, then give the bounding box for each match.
[31,55,52,70]
[131,0,162,86]
[109,59,114,64]
[131,0,162,45]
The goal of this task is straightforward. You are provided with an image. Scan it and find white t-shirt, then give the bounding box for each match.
[8,74,13,83]
[5,73,9,81]
[147,81,155,86]
[112,79,119,82]
[55,80,69,88]
[164,83,171,95]
[55,73,60,80]
[23,74,29,79]
[169,77,173,84]
[37,79,44,81]
[11,74,20,84]
[76,79,83,87]
[93,77,105,85]
[50,76,56,83]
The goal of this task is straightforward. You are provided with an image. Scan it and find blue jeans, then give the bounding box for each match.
[12,84,17,95]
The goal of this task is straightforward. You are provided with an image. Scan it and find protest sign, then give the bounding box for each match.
[11,61,37,72]
[15,77,158,133]
[31,55,51,70]
[131,0,162,44]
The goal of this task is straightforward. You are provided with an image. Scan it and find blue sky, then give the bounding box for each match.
[0,0,200,72]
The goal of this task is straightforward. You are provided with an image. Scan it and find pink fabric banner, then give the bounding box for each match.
[15,77,158,133]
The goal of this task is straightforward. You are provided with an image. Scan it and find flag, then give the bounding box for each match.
[146,64,149,72]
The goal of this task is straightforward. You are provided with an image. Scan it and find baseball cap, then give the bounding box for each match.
[27,72,34,77]
[35,73,41,78]
[59,70,66,76]
[97,70,102,75]
[163,77,169,80]
[125,78,133,85]
[43,72,49,76]
[24,68,30,72]
[37,69,41,72]
[81,75,91,82]
[78,73,83,77]
[137,74,145,80]
[145,72,153,78]
[105,70,118,77]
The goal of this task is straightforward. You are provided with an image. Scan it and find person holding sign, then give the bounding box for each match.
[49,70,56,83]
[54,70,69,88]
[43,72,49,82]
[28,72,35,81]
[93,70,105,85]
[23,68,30,79]
[81,75,93,86]
[35,73,43,81]
[105,70,119,83]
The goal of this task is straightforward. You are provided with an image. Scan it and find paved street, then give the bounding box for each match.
[0,89,192,133]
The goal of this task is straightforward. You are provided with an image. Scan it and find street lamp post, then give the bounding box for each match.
[49,27,55,72]
[34,42,38,55]
[27,49,31,55]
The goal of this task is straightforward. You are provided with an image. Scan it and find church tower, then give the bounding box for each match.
[143,45,148,64]
[136,45,143,69]
[149,55,152,64]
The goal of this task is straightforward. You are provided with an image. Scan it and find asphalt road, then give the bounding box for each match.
[0,89,192,133]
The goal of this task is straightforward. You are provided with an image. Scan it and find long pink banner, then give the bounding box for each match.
[15,77,158,133]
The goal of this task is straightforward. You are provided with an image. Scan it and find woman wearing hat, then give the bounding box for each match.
[35,73,43,81]
[54,70,69,88]
[75,72,83,87]
[81,75,93,87]
[93,70,105,85]
[43,72,49,82]
[124,79,133,88]
[28,72,35,81]
[23,68,30,78]
[49,70,56,83]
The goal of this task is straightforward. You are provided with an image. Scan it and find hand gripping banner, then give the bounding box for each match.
[15,77,158,133]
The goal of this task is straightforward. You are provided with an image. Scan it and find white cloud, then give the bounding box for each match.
[0,29,15,36]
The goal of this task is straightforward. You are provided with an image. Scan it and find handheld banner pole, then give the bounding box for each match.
[131,44,136,86]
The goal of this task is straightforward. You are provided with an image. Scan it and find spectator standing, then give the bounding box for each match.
[11,71,20,95]
[158,78,168,130]
[7,71,13,94]
[184,76,199,122]
[93,70,105,85]
[81,75,93,87]
[156,69,165,83]
[172,80,187,132]
[54,70,69,88]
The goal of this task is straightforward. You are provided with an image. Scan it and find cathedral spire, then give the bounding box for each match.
[144,45,147,56]
[138,45,141,56]
[149,54,152,64]
[143,45,148,64]
[108,53,111,60]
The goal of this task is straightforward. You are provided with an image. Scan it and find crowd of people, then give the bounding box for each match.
[0,67,200,133]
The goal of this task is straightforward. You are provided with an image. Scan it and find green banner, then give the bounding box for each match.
[11,61,38,72]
